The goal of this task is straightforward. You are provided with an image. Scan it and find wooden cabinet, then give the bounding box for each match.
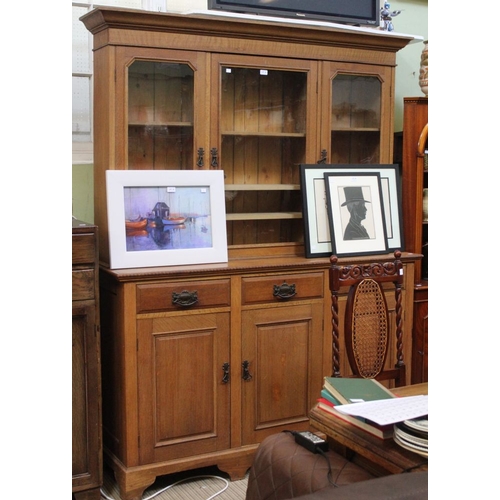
[80,8,418,499]
[401,97,428,384]
[240,271,325,445]
[80,7,414,264]
[98,253,417,500]
[134,278,232,466]
[72,219,102,500]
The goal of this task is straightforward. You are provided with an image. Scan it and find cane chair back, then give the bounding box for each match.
[329,250,406,387]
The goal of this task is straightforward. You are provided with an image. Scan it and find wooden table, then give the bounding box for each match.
[309,383,428,476]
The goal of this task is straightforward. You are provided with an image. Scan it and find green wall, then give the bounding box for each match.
[72,164,94,224]
[393,0,428,132]
[71,1,427,224]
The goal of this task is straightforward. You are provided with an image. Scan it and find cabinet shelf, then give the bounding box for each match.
[129,122,194,127]
[332,127,380,132]
[222,131,306,138]
[226,212,302,221]
[225,184,300,191]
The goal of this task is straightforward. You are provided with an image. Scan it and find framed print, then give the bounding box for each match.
[300,164,403,258]
[324,172,388,257]
[106,170,228,269]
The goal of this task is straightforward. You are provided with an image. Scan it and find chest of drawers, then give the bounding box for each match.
[98,253,416,500]
[72,219,102,500]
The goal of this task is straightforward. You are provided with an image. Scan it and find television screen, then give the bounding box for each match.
[208,0,381,26]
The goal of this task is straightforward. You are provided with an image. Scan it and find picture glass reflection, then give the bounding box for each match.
[123,185,213,252]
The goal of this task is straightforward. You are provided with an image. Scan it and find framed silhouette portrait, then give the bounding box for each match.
[324,172,388,257]
[300,164,403,258]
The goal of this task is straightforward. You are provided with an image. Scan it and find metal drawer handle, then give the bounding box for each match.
[210,147,219,168]
[197,147,204,168]
[222,362,230,384]
[273,282,296,300]
[172,290,198,307]
[242,360,253,381]
[317,149,327,164]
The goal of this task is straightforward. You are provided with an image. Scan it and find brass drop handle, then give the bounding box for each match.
[172,290,198,307]
[242,360,253,381]
[222,362,230,384]
[273,282,296,300]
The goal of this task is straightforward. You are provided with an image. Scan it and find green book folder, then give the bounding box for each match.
[320,388,342,406]
[323,377,395,405]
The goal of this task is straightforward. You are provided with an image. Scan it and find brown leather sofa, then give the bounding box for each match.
[245,432,428,500]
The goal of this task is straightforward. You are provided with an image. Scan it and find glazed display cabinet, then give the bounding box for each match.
[81,7,417,500]
[81,7,414,263]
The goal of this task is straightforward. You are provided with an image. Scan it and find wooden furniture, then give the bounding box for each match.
[309,383,428,476]
[72,219,102,500]
[79,7,418,500]
[99,252,417,500]
[329,251,406,387]
[401,97,428,384]
[80,6,416,265]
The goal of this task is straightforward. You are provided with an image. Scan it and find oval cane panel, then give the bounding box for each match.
[350,278,388,378]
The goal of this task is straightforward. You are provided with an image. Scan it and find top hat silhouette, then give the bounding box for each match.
[341,186,371,207]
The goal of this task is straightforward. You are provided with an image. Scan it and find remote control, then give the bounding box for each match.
[295,431,329,453]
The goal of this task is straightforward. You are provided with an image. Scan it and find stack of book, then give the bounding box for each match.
[316,377,396,439]
[393,417,428,457]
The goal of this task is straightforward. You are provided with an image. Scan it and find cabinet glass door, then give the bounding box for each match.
[331,74,381,163]
[321,64,392,164]
[128,61,194,170]
[118,48,208,171]
[212,55,318,247]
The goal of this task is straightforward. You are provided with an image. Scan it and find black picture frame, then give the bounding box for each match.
[299,164,403,258]
[323,171,388,257]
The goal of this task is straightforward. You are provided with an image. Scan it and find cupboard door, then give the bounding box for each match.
[320,62,393,164]
[241,302,324,445]
[211,54,319,247]
[72,303,101,491]
[137,312,230,464]
[115,47,210,171]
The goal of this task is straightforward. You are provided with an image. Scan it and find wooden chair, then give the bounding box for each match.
[329,250,406,387]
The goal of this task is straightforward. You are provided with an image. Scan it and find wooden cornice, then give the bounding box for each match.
[80,7,416,54]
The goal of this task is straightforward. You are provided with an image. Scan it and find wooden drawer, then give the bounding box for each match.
[242,272,323,305]
[72,233,96,265]
[136,279,231,313]
[73,269,95,301]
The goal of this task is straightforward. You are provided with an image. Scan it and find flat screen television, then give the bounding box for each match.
[207,0,381,27]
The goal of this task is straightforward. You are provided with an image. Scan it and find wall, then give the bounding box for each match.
[72,0,427,223]
[72,163,94,223]
[391,0,428,131]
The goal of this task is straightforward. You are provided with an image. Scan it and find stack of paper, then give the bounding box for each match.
[333,395,428,426]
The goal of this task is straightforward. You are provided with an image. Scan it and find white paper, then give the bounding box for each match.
[334,395,428,426]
